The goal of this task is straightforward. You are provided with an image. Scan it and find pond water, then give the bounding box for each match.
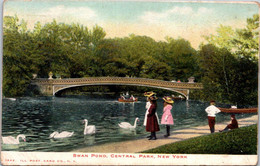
[2,96,256,152]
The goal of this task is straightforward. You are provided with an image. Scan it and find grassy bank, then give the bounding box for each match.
[143,125,257,154]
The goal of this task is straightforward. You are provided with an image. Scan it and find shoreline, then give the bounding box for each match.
[72,115,258,153]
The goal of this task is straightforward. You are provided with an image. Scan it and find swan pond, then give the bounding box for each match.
[2,96,256,152]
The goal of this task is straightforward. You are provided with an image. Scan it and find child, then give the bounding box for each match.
[161,96,174,137]
[219,114,238,132]
[146,95,160,140]
[205,100,221,133]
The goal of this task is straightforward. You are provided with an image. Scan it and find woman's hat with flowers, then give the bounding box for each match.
[163,96,174,104]
[144,91,156,97]
[149,95,158,101]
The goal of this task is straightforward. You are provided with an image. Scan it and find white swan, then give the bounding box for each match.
[2,134,26,144]
[49,131,74,139]
[83,119,96,135]
[118,117,139,129]
[6,98,16,101]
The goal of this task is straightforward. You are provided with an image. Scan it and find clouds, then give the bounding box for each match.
[197,7,213,15]
[3,1,256,49]
[7,4,101,29]
[167,6,193,15]
[139,6,213,24]
[139,11,168,24]
[41,5,98,21]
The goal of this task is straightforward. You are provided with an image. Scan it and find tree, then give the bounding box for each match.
[200,14,259,105]
[232,14,259,57]
[90,25,106,46]
[198,44,238,103]
[92,39,129,77]
[164,37,198,81]
[3,16,35,96]
[205,14,259,58]
[117,35,159,78]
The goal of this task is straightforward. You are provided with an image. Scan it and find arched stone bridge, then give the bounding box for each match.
[31,77,203,99]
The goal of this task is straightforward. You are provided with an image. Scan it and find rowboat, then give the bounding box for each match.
[118,98,138,103]
[172,96,185,100]
[171,95,185,100]
[218,107,258,113]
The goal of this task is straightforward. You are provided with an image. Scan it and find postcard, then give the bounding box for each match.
[1,0,259,165]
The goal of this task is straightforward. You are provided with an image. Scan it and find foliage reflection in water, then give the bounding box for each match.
[2,96,256,152]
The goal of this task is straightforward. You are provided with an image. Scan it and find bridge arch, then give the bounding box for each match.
[53,83,189,98]
[31,77,203,100]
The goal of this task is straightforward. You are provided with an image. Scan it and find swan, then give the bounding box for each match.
[2,134,26,144]
[6,98,16,101]
[118,117,139,129]
[49,131,74,139]
[83,119,96,135]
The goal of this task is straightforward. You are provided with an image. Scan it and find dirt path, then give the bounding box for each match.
[73,115,258,153]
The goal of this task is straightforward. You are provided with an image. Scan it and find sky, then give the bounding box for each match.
[3,0,259,49]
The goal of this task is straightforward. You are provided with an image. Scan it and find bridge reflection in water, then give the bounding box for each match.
[31,77,203,99]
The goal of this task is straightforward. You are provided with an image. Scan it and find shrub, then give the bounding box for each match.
[143,125,257,154]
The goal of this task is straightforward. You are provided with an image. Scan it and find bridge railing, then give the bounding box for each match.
[31,77,203,89]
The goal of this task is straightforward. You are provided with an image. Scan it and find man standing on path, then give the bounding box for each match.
[205,100,221,133]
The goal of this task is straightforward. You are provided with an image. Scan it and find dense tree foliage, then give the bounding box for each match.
[3,14,258,106]
[199,14,259,105]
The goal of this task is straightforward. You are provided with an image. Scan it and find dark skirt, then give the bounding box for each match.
[146,115,160,132]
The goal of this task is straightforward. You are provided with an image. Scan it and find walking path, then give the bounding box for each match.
[73,115,258,153]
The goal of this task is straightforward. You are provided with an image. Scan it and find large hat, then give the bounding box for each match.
[163,96,174,104]
[149,95,158,101]
[144,91,156,97]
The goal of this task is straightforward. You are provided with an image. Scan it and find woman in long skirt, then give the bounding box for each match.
[143,92,159,138]
[146,95,160,140]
